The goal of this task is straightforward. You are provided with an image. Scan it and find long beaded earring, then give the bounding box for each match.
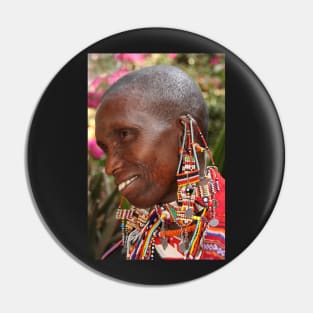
[175,114,222,257]
[190,117,221,229]
[175,115,201,253]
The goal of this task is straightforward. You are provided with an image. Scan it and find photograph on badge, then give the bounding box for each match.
[88,53,225,261]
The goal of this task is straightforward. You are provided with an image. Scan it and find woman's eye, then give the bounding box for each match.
[120,129,130,139]
[117,128,136,143]
[96,141,108,153]
[100,144,108,153]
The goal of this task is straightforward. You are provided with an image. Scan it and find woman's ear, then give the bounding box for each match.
[177,114,204,145]
[177,115,188,141]
[177,114,196,148]
[178,114,190,126]
[169,115,187,141]
[179,114,198,124]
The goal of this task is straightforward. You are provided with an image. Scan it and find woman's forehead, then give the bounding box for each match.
[97,98,149,125]
[98,91,145,114]
[97,102,161,131]
[96,102,178,142]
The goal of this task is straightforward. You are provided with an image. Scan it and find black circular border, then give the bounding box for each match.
[27,28,285,284]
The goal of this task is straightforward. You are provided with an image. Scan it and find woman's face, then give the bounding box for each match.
[95,93,181,208]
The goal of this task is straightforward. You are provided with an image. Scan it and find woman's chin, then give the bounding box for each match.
[126,197,154,209]
[126,192,177,209]
[124,191,159,208]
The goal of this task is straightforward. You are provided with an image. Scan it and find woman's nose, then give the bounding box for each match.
[104,150,122,176]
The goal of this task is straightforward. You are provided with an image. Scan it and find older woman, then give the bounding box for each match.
[95,65,225,260]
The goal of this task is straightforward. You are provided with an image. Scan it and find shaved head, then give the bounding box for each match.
[98,65,209,139]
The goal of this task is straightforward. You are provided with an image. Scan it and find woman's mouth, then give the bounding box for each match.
[118,176,138,192]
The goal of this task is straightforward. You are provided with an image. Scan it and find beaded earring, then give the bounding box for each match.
[175,114,222,257]
[189,116,221,228]
[175,115,199,253]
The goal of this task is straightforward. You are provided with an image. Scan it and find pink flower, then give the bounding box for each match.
[114,53,146,63]
[209,56,220,65]
[89,77,104,91]
[88,138,104,159]
[107,68,129,85]
[167,53,177,59]
[88,91,103,108]
[209,78,220,89]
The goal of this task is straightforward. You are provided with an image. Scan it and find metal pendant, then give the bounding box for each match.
[179,242,187,253]
[179,231,189,253]
[209,218,219,227]
[161,237,168,250]
[121,244,127,255]
[185,207,193,219]
[199,236,204,249]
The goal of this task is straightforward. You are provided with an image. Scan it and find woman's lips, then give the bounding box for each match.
[118,176,138,192]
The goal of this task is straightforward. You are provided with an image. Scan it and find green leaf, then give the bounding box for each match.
[97,186,119,216]
[213,126,225,175]
[89,171,103,201]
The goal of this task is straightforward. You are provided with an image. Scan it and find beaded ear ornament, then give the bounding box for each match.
[156,114,221,254]
[114,114,222,260]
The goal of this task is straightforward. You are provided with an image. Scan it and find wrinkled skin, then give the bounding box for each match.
[95,93,183,208]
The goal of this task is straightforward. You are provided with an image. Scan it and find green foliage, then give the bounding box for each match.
[213,126,225,175]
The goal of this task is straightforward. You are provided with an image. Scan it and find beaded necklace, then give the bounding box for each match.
[115,166,220,260]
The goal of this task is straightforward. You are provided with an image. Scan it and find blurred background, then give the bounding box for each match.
[88,53,225,259]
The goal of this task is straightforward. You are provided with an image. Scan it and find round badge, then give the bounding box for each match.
[27,28,284,284]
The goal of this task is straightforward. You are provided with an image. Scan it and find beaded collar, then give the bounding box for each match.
[115,167,221,260]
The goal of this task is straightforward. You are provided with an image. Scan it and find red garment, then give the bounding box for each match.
[154,172,225,260]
